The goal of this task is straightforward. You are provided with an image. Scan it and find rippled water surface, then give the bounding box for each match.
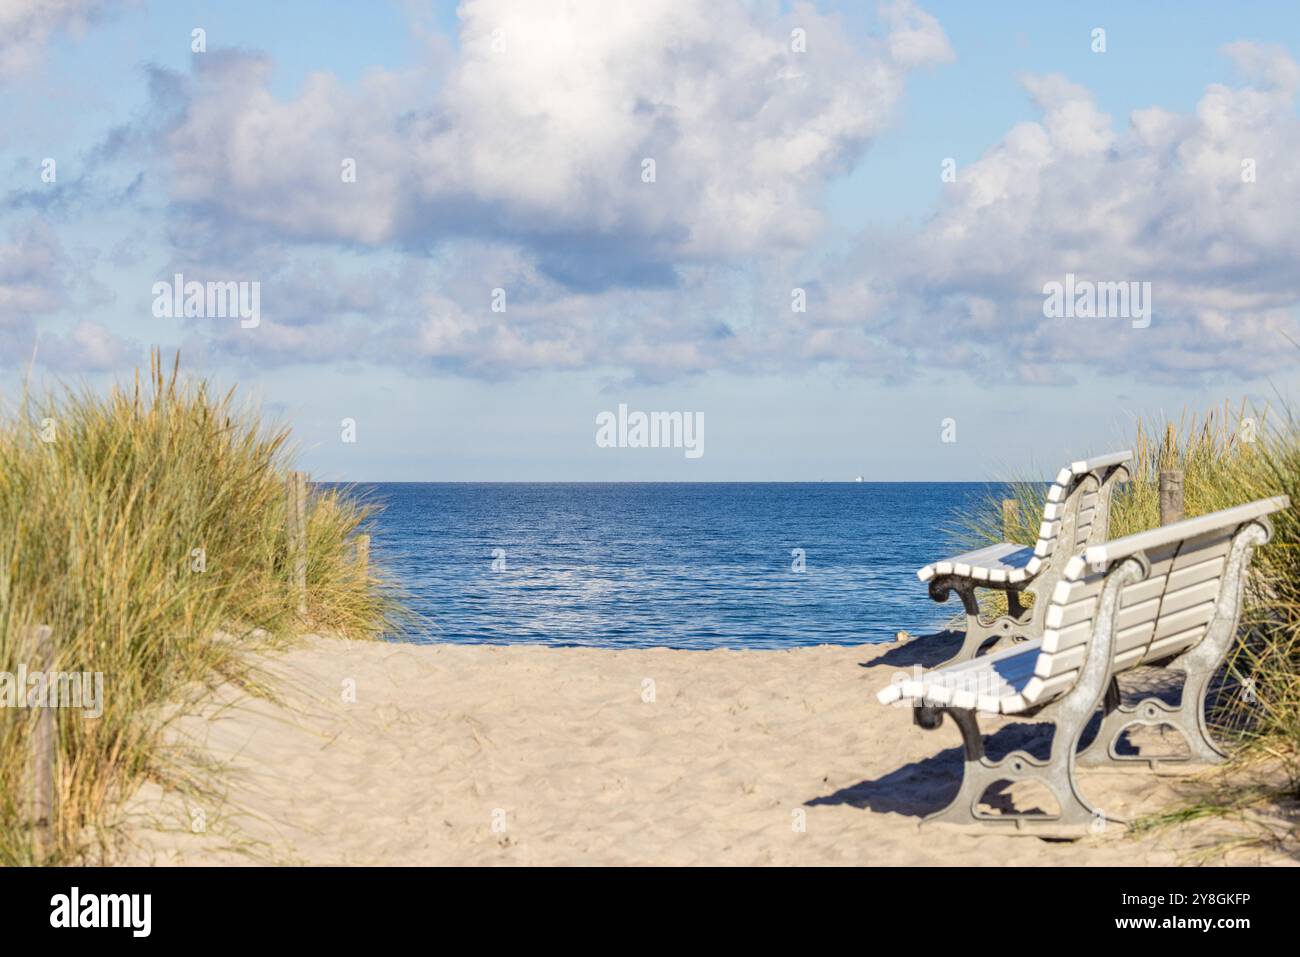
[347,483,1005,649]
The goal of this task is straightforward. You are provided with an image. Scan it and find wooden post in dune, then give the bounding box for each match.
[1160,469,1184,526]
[355,534,370,580]
[287,471,308,617]
[1002,499,1018,540]
[26,624,55,860]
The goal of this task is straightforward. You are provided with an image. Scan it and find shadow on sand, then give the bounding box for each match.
[858,630,966,670]
[806,720,1060,817]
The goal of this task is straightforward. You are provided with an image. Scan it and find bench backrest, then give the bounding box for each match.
[1029,449,1133,566]
[1022,496,1289,707]
[1021,450,1131,584]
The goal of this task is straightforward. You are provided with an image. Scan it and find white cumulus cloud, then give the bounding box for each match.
[822,42,1300,383]
[0,0,121,79]
[159,0,952,282]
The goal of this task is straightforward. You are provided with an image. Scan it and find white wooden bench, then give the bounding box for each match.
[879,495,1289,836]
[918,450,1132,664]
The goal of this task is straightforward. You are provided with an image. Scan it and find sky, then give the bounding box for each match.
[1,0,1298,481]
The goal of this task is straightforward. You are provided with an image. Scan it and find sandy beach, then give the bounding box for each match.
[113,633,1294,866]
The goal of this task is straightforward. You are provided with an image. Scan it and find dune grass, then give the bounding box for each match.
[0,351,403,864]
[958,400,1300,840]
[953,401,1265,548]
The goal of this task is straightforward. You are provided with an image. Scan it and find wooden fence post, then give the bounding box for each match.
[287,471,308,616]
[1159,469,1184,526]
[355,534,370,580]
[1002,499,1018,540]
[26,624,54,860]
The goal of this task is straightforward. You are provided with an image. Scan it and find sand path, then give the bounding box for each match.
[116,634,1293,865]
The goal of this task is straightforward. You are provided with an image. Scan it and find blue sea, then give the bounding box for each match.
[351,483,1006,649]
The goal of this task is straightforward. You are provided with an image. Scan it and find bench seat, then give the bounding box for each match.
[877,639,1042,714]
[917,542,1037,585]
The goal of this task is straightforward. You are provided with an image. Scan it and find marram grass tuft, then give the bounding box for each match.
[0,351,405,864]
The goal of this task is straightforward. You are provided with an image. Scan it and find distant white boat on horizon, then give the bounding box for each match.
[855,475,864,483]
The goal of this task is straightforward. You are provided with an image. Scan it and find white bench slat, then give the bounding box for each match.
[876,641,1042,712]
[1115,623,1208,668]
[1157,577,1223,618]
[1163,553,1227,592]
[1083,497,1288,567]
[1035,642,1083,677]
[1151,598,1218,641]
[917,542,1034,583]
[1020,670,1078,707]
